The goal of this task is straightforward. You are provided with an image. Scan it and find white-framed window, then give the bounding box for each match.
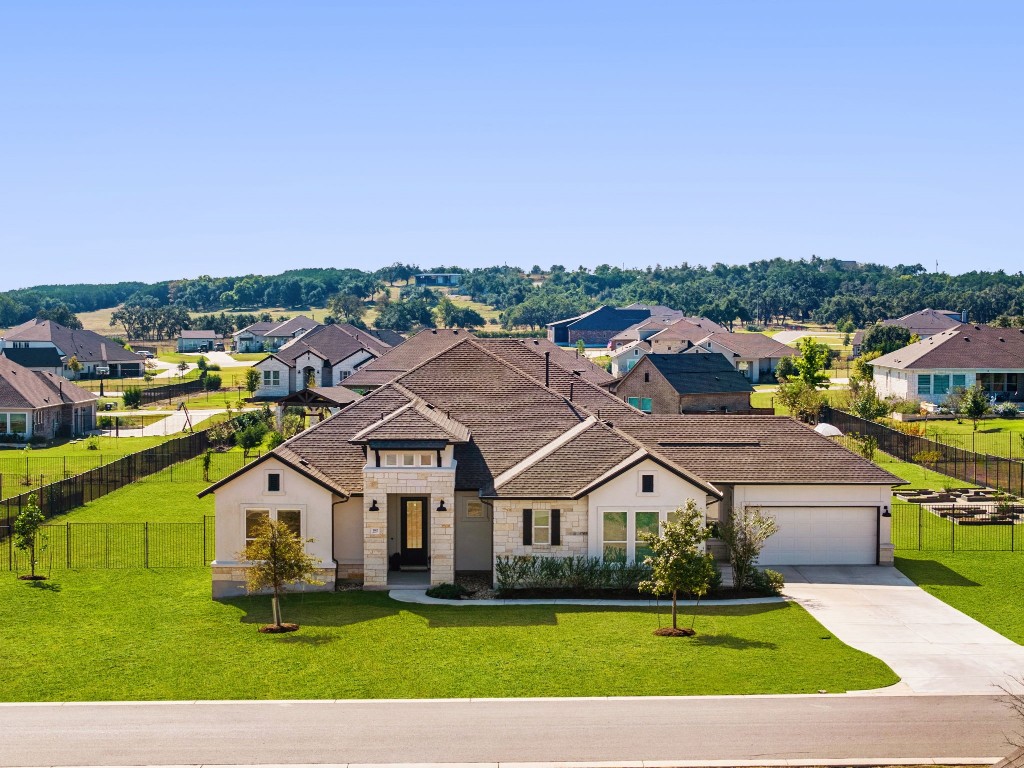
[639,472,656,495]
[384,453,398,466]
[917,374,931,396]
[265,471,282,493]
[262,370,281,387]
[382,452,435,467]
[402,453,415,466]
[533,510,551,545]
[601,510,662,563]
[244,507,303,547]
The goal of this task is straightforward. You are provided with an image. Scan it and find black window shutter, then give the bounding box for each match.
[523,509,533,545]
[551,509,561,546]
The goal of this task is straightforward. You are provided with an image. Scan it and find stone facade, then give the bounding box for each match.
[492,499,590,561]
[212,565,337,599]
[362,465,456,588]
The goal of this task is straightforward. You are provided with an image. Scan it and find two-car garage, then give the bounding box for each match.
[754,506,880,565]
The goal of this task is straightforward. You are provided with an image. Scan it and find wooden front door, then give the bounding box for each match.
[400,497,429,567]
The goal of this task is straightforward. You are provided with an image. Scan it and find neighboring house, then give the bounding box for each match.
[853,309,965,357]
[202,336,901,597]
[0,347,64,377]
[177,330,218,352]
[0,355,98,440]
[253,324,393,398]
[608,318,674,350]
[0,319,144,379]
[233,315,319,353]
[872,324,1024,404]
[547,306,662,346]
[609,340,651,376]
[608,353,757,414]
[647,318,728,354]
[414,273,462,287]
[684,332,797,383]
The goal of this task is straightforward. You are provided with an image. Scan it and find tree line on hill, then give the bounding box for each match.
[3,257,1024,334]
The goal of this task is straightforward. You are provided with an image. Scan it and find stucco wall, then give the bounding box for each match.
[333,496,365,581]
[254,358,291,398]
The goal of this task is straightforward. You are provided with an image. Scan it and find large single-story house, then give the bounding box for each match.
[233,315,319,353]
[177,330,219,352]
[0,347,64,377]
[0,355,98,440]
[202,335,901,597]
[872,324,1024,404]
[253,323,393,398]
[853,309,966,357]
[647,318,728,353]
[547,305,683,346]
[608,353,758,414]
[684,332,797,383]
[0,319,144,379]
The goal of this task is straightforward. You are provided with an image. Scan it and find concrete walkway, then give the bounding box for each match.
[180,350,254,368]
[389,589,783,607]
[97,408,226,437]
[779,565,1024,695]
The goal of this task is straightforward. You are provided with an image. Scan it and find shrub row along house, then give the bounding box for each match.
[872,324,1024,404]
[0,355,98,440]
[0,319,145,379]
[202,332,901,597]
[252,323,396,398]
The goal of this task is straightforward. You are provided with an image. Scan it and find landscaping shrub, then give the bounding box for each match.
[122,386,143,409]
[97,416,114,429]
[265,431,286,449]
[996,403,1019,419]
[749,568,785,596]
[204,373,222,391]
[425,583,470,600]
[206,362,221,371]
[28,434,48,445]
[494,555,653,592]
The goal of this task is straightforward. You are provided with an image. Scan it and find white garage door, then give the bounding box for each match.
[756,506,877,565]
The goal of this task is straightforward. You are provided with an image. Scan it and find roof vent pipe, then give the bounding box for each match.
[544,351,550,387]
[569,382,574,402]
[961,309,968,323]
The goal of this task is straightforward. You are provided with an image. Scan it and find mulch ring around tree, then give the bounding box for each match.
[654,627,696,637]
[18,575,48,581]
[259,623,299,634]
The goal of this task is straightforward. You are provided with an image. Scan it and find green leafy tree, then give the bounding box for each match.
[237,422,268,458]
[244,367,261,398]
[849,383,891,421]
[328,292,367,325]
[960,384,991,430]
[237,519,323,630]
[204,373,222,391]
[576,339,586,357]
[794,338,832,389]
[776,381,826,423]
[861,324,912,356]
[66,356,83,375]
[638,499,715,635]
[717,506,779,593]
[202,450,213,482]
[13,493,47,579]
[122,386,143,409]
[774,355,797,382]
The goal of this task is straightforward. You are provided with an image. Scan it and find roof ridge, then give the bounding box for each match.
[492,416,598,489]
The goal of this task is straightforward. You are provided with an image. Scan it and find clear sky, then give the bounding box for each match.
[1,1,1021,289]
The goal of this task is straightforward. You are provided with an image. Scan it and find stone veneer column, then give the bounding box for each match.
[363,489,388,589]
[430,488,455,585]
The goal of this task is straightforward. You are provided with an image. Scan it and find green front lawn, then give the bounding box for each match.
[896,550,1024,644]
[0,569,897,701]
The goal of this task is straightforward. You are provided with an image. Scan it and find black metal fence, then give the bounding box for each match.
[892,502,1023,552]
[1,517,216,571]
[823,406,1024,497]
[138,377,208,405]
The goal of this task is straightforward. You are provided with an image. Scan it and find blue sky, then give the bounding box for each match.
[1,1,1021,289]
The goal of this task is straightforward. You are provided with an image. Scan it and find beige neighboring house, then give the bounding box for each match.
[232,315,320,353]
[201,334,900,597]
[684,332,797,383]
[0,319,144,379]
[0,355,98,440]
[872,324,1024,405]
[647,318,727,353]
[253,323,393,398]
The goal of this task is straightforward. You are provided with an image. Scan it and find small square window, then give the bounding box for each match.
[420,453,434,466]
[627,396,640,408]
[640,474,655,493]
[384,454,398,467]
[640,397,652,413]
[403,453,415,466]
[267,473,281,492]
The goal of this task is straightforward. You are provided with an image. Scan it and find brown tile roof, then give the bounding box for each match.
[871,324,1024,370]
[263,315,318,338]
[351,396,471,444]
[3,320,143,364]
[272,325,379,366]
[342,328,471,388]
[618,415,903,485]
[617,353,754,395]
[881,308,964,338]
[0,356,97,410]
[701,332,796,359]
[648,319,718,344]
[179,330,218,339]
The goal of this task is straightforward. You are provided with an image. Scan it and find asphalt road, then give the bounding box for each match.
[0,695,1019,766]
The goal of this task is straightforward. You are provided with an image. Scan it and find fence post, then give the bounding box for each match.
[145,521,149,569]
[951,516,955,552]
[67,524,72,568]
[918,507,922,550]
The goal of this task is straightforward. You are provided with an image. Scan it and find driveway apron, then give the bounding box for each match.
[778,565,1024,694]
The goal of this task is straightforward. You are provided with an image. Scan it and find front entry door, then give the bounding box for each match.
[400,497,429,568]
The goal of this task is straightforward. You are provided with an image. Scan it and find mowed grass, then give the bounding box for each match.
[9,435,174,458]
[0,569,898,701]
[896,550,1024,644]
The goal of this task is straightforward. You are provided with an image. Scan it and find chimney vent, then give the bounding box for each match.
[544,351,550,387]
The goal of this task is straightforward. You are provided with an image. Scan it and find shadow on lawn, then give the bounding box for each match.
[896,558,980,587]
[690,633,778,650]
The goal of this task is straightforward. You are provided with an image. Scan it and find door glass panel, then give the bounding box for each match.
[603,511,627,563]
[635,512,660,563]
[278,509,301,537]
[405,501,423,549]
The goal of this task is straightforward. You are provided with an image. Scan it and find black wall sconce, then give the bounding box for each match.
[369,499,379,511]
[881,505,891,518]
[436,499,447,512]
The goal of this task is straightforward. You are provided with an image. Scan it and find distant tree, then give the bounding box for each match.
[328,292,367,325]
[237,422,268,458]
[638,499,715,636]
[202,450,213,482]
[794,338,832,389]
[204,373,222,392]
[66,356,83,375]
[36,301,82,329]
[244,367,261,398]
[777,381,826,423]
[961,384,991,430]
[122,386,143,409]
[13,493,47,580]
[774,355,797,382]
[434,296,458,328]
[237,519,323,632]
[576,339,586,357]
[849,384,891,421]
[861,325,912,356]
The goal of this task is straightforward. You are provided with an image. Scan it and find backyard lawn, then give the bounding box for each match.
[0,569,898,701]
[896,550,1024,645]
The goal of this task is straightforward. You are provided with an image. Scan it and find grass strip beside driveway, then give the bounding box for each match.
[1,569,897,701]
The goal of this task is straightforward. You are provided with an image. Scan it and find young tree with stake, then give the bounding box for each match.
[238,519,323,632]
[13,493,47,580]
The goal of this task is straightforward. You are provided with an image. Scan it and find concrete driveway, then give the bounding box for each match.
[779,565,1024,695]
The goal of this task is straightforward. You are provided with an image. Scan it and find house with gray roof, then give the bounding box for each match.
[547,305,679,346]
[608,353,759,414]
[176,329,219,352]
[232,315,319,353]
[202,335,901,597]
[872,324,1024,404]
[0,319,144,379]
[852,309,965,357]
[0,355,98,440]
